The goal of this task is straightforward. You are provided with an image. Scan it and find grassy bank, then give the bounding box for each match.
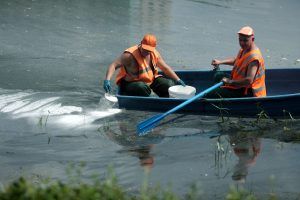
[0,166,278,200]
[0,177,264,200]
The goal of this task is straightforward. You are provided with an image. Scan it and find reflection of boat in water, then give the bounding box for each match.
[102,120,221,170]
[229,134,261,183]
[116,68,300,118]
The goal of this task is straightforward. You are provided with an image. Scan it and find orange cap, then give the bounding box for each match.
[238,26,254,36]
[141,34,157,52]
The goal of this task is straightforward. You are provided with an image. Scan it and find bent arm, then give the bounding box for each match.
[223,60,258,87]
[156,57,180,81]
[104,56,124,80]
[211,57,236,67]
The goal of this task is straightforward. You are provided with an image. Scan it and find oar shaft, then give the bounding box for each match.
[165,82,223,116]
[137,82,223,135]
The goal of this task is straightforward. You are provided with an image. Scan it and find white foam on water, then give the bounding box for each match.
[15,103,83,118]
[49,109,122,128]
[49,114,92,127]
[0,92,30,101]
[0,100,29,113]
[0,92,31,109]
[13,97,60,114]
[0,88,122,129]
[89,109,121,118]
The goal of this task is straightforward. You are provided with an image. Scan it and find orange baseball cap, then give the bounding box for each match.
[141,34,157,52]
[238,26,254,36]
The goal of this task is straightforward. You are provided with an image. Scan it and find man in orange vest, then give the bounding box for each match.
[103,34,185,97]
[206,26,266,98]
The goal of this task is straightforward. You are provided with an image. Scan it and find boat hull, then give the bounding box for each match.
[116,68,300,118]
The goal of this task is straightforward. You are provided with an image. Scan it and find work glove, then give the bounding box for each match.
[176,79,186,87]
[103,80,111,93]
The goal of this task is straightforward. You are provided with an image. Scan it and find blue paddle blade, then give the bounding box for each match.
[137,113,165,136]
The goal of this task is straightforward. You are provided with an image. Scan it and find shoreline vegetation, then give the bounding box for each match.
[2,117,299,200]
[0,166,282,200]
[0,176,277,200]
[2,118,300,199]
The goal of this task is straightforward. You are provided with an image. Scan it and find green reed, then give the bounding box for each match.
[37,110,51,144]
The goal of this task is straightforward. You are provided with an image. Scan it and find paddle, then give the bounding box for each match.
[137,82,224,136]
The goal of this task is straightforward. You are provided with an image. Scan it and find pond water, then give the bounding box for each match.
[1,0,300,198]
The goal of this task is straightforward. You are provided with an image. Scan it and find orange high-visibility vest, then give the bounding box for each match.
[115,45,161,85]
[224,48,266,97]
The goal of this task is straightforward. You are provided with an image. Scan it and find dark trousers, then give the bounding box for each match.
[119,76,175,97]
[205,71,253,98]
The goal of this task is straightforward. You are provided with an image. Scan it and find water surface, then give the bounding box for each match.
[1,0,300,198]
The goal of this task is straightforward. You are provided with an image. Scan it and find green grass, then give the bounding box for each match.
[0,176,282,200]
[0,165,281,200]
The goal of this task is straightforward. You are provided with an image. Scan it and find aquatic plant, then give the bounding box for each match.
[282,109,295,131]
[210,102,230,123]
[214,135,232,179]
[38,110,50,128]
[255,103,270,125]
[37,110,51,144]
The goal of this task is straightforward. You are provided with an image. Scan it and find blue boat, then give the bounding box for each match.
[116,68,300,118]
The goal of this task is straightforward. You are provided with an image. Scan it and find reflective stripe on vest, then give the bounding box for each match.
[253,85,266,94]
[115,45,160,85]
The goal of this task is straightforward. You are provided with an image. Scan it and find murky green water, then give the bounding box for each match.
[1,0,300,198]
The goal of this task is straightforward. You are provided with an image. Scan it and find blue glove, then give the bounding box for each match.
[176,79,186,87]
[103,80,111,93]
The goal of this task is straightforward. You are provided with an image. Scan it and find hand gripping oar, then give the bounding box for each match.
[137,82,223,136]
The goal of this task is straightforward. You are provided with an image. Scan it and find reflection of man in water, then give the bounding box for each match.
[229,134,261,183]
[103,121,162,170]
[128,145,154,171]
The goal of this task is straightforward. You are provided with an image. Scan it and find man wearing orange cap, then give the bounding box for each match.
[206,26,266,98]
[103,34,185,97]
